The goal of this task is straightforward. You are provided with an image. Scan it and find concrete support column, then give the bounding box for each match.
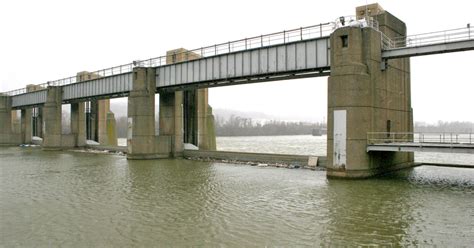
[326,6,414,178]
[20,108,33,144]
[0,95,14,145]
[127,67,161,159]
[71,102,86,147]
[159,91,184,157]
[196,89,216,150]
[36,107,43,137]
[11,111,21,134]
[77,71,117,146]
[42,86,62,150]
[165,48,216,152]
[106,111,117,146]
[91,99,112,145]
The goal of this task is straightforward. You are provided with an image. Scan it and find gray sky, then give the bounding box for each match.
[1,0,473,123]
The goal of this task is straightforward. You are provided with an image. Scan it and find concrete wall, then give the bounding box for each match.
[61,134,76,148]
[183,150,327,168]
[326,6,414,178]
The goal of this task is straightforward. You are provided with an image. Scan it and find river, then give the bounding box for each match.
[1,135,473,246]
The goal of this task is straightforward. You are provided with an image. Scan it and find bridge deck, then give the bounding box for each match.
[367,142,474,154]
[367,132,474,154]
[382,26,474,59]
[382,39,474,59]
[155,38,330,91]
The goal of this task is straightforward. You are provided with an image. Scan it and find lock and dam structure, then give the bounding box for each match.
[1,4,473,178]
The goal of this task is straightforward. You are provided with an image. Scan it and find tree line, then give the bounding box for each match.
[110,117,474,138]
[414,121,474,133]
[214,115,325,136]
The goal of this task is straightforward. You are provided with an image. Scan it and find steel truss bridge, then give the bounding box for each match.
[3,18,474,110]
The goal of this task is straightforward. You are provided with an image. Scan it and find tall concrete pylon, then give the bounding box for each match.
[327,3,414,178]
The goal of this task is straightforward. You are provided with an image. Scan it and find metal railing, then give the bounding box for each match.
[333,15,396,50]
[2,63,134,97]
[4,20,471,97]
[367,132,473,145]
[136,23,333,67]
[385,24,473,50]
[3,23,333,97]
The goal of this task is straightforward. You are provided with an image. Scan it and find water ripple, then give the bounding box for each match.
[0,147,473,246]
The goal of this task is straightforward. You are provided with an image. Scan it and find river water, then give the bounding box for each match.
[1,136,473,246]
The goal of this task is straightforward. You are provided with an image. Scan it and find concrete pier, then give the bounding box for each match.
[94,99,117,146]
[196,89,216,150]
[20,108,32,144]
[42,86,62,150]
[158,91,184,157]
[71,102,86,147]
[0,95,17,145]
[127,67,163,159]
[326,4,414,178]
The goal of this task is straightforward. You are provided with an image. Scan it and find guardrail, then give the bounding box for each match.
[333,15,396,51]
[3,23,333,97]
[384,24,473,50]
[367,132,473,145]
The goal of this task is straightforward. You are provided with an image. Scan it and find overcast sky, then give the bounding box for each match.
[0,0,472,123]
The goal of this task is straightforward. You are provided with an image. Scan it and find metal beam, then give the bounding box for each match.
[157,69,330,93]
[156,38,331,89]
[367,144,474,154]
[382,40,474,59]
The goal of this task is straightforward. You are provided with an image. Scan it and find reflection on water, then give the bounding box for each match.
[1,145,473,246]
